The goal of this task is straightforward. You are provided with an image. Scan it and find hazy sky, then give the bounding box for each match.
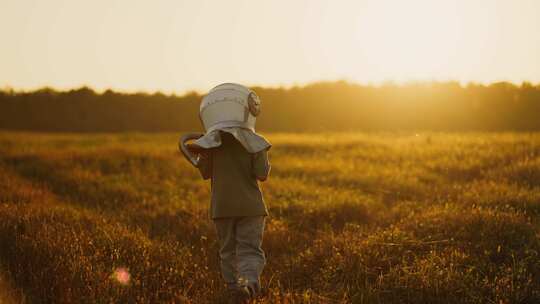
[1,0,539,93]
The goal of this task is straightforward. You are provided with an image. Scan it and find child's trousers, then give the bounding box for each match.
[213,216,266,291]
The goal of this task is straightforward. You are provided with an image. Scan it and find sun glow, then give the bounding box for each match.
[1,0,539,93]
[352,1,465,81]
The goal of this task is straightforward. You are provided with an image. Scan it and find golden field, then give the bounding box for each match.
[0,132,539,303]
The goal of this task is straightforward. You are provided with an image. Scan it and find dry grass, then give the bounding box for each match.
[0,131,539,303]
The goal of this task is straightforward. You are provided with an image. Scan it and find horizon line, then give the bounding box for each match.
[2,78,540,97]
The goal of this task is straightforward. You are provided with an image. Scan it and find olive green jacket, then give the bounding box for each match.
[197,132,270,219]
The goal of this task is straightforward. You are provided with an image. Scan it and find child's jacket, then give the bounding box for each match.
[197,132,270,219]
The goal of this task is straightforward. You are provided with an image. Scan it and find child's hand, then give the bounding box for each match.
[186,144,209,166]
[192,146,211,180]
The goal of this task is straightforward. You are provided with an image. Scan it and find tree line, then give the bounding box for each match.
[1,81,540,132]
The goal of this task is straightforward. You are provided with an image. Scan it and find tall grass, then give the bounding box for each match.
[0,132,538,303]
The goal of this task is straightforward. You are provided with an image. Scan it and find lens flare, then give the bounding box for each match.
[111,267,130,285]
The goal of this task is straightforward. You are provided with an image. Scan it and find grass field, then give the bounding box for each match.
[0,132,539,303]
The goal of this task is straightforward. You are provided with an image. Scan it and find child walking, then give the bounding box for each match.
[183,83,271,303]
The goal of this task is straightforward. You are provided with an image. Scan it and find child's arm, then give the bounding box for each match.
[252,149,271,181]
[187,144,212,180]
[196,150,212,180]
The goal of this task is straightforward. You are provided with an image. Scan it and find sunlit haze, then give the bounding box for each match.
[1,0,539,93]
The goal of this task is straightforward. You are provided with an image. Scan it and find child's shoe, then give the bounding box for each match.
[246,282,261,299]
[227,286,251,304]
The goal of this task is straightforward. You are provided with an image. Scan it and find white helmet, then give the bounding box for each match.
[192,83,270,153]
[200,83,261,133]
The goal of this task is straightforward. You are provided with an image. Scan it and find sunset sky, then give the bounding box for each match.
[1,0,539,94]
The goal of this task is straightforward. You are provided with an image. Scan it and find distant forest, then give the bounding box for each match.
[1,81,540,132]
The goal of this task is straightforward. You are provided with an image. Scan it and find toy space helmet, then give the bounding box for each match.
[190,83,271,153]
[199,83,261,132]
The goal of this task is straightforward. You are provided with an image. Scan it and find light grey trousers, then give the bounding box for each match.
[213,216,266,291]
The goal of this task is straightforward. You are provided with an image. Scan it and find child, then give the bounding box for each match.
[186,83,271,302]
